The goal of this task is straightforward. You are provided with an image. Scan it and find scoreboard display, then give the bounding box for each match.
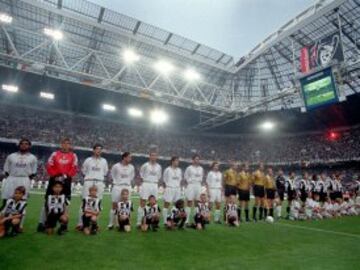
[300,66,338,110]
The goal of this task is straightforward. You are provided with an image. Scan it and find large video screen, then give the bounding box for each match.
[300,66,338,110]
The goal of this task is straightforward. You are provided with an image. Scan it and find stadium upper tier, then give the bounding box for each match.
[1,104,359,164]
[0,0,360,131]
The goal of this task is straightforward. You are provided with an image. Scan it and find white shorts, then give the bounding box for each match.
[140,182,158,200]
[185,184,202,201]
[208,188,222,203]
[111,185,132,202]
[82,180,105,199]
[1,176,30,200]
[163,187,181,203]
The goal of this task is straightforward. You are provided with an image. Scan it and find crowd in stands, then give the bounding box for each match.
[1,104,360,164]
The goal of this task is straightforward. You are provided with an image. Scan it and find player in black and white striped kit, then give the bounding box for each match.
[166,199,187,230]
[194,193,211,230]
[0,186,27,237]
[117,189,133,232]
[45,181,70,235]
[81,185,102,235]
[225,194,239,227]
[298,171,310,204]
[285,172,296,219]
[141,195,161,232]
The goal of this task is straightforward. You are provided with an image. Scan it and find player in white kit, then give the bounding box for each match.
[162,156,182,225]
[206,161,223,223]
[136,152,162,227]
[184,155,204,225]
[1,138,37,207]
[76,144,108,229]
[108,152,135,229]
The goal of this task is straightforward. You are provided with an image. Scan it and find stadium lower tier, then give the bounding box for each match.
[1,103,360,163]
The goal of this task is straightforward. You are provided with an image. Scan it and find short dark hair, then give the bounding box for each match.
[210,161,218,169]
[170,156,179,165]
[192,154,200,160]
[93,143,103,150]
[53,181,64,188]
[18,138,31,146]
[148,195,156,201]
[61,137,71,143]
[14,186,26,195]
[121,152,131,160]
[175,199,184,209]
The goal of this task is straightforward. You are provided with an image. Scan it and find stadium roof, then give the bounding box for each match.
[0,0,359,130]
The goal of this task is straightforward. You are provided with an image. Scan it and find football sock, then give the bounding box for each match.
[259,207,264,220]
[214,209,221,222]
[137,207,144,226]
[108,209,116,227]
[253,206,257,220]
[162,208,168,224]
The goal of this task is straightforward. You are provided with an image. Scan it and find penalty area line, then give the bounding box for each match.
[275,222,360,239]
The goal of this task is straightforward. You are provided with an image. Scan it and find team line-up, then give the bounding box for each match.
[1,137,360,237]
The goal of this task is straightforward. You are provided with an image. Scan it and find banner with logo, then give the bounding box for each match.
[300,32,344,73]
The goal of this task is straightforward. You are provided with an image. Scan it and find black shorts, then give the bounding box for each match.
[46,212,64,228]
[335,191,343,200]
[145,217,159,226]
[238,189,250,201]
[300,192,308,203]
[266,189,276,200]
[46,177,72,200]
[277,190,285,201]
[194,214,206,228]
[224,185,238,197]
[287,190,296,201]
[253,185,265,198]
[319,192,327,202]
[82,215,96,228]
[330,192,342,201]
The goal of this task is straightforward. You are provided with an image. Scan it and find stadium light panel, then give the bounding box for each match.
[102,104,116,112]
[154,60,174,75]
[122,49,140,64]
[0,13,13,24]
[40,91,55,100]
[184,68,201,81]
[2,84,18,93]
[44,28,63,40]
[260,121,275,131]
[150,109,168,125]
[128,107,143,118]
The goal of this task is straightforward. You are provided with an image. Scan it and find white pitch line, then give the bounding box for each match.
[276,222,360,239]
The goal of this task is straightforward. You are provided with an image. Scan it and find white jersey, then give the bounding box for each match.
[206,171,222,189]
[4,152,37,177]
[111,163,135,186]
[82,156,108,181]
[184,165,204,185]
[163,166,182,188]
[140,162,162,184]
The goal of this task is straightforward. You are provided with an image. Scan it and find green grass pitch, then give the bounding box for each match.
[1,193,359,270]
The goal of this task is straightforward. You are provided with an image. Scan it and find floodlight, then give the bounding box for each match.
[44,28,63,40]
[128,107,143,118]
[122,49,140,63]
[2,84,18,93]
[102,104,116,111]
[40,91,55,100]
[150,109,168,124]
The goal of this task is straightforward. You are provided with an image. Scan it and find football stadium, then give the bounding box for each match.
[0,0,360,269]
